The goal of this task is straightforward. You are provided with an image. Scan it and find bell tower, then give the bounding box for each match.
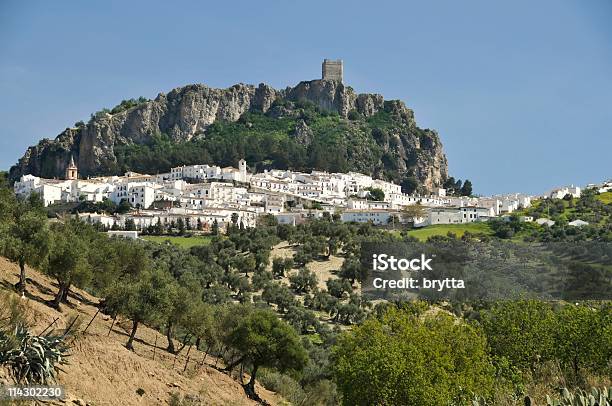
[65,155,78,180]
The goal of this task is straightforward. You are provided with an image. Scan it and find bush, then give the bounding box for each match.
[332,308,496,405]
[257,368,307,404]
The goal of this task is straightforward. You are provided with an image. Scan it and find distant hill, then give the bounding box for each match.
[9,79,448,193]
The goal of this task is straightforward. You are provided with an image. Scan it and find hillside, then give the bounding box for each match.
[0,257,282,406]
[9,79,448,193]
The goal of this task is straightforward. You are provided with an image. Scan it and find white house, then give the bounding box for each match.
[536,218,555,227]
[568,219,589,227]
[426,206,491,226]
[340,209,397,225]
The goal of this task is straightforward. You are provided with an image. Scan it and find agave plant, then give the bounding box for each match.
[546,387,611,406]
[0,324,69,384]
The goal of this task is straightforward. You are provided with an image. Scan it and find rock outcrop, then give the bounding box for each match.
[9,79,448,191]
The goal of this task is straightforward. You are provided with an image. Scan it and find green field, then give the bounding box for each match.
[405,222,493,241]
[141,235,213,248]
[597,191,612,204]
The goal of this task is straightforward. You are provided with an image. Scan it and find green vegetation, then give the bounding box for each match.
[100,100,438,193]
[89,97,149,122]
[0,190,50,295]
[0,325,70,385]
[141,234,213,248]
[0,182,610,403]
[332,307,495,405]
[404,222,493,241]
[491,188,612,242]
[597,191,612,204]
[0,292,71,385]
[443,176,473,196]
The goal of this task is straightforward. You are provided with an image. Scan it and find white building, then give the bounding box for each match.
[426,206,492,226]
[536,218,555,227]
[568,219,589,227]
[340,209,398,225]
[548,185,581,199]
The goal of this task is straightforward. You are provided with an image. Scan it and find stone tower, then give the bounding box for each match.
[238,159,247,182]
[65,155,78,180]
[322,59,343,83]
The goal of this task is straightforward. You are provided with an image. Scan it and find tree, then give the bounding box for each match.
[105,267,174,351]
[176,217,185,235]
[124,218,136,231]
[554,304,611,376]
[45,220,92,309]
[332,309,495,405]
[225,308,308,400]
[261,283,295,313]
[289,268,318,294]
[285,305,319,334]
[366,188,385,202]
[401,203,426,225]
[116,198,132,214]
[251,268,273,290]
[480,300,556,373]
[272,257,293,278]
[1,197,50,295]
[460,179,473,196]
[338,256,362,285]
[164,271,202,353]
[326,278,352,299]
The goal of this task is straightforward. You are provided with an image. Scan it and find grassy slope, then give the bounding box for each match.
[141,235,213,248]
[404,222,493,241]
[597,191,612,204]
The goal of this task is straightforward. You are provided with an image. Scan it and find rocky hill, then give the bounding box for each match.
[9,79,448,192]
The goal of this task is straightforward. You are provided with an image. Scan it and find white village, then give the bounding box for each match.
[14,156,610,236]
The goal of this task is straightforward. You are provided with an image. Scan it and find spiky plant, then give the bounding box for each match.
[0,324,69,384]
[545,387,611,406]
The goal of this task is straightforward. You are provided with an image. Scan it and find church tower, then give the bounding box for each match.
[238,159,247,182]
[65,155,78,180]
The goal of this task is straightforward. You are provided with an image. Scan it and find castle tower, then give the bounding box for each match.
[65,155,78,180]
[322,59,343,83]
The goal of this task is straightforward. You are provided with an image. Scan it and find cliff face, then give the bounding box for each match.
[9,80,448,191]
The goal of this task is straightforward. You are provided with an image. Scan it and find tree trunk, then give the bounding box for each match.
[243,364,261,401]
[223,355,245,373]
[61,284,70,303]
[176,333,191,354]
[51,282,68,310]
[195,336,201,350]
[126,319,139,351]
[14,259,26,295]
[166,320,176,353]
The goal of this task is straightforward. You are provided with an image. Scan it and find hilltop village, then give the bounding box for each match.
[15,157,605,234]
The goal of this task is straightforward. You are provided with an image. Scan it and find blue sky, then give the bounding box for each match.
[1,0,610,195]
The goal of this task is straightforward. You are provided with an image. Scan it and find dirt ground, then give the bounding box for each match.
[268,242,345,291]
[0,257,284,406]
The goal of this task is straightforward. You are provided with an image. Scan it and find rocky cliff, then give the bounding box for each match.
[9,80,448,192]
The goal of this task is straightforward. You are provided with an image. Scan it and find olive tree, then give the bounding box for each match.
[1,195,50,295]
[225,308,308,400]
[105,267,174,351]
